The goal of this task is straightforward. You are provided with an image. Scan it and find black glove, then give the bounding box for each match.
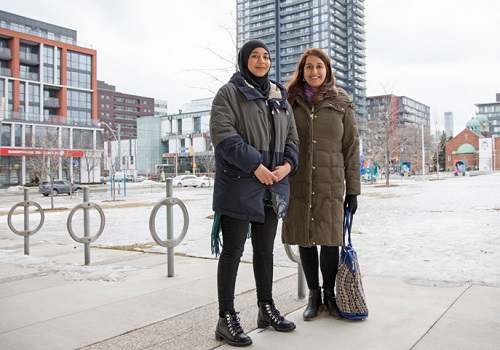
[344,194,358,215]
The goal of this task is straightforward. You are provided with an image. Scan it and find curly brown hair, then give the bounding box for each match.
[286,48,336,107]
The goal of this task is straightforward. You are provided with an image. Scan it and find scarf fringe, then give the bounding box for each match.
[210,212,252,257]
[211,212,222,257]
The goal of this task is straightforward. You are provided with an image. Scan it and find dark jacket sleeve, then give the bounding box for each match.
[210,85,263,174]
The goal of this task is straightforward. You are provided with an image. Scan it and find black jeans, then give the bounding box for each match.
[217,207,278,312]
[299,245,339,290]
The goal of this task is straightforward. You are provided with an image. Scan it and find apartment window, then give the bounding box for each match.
[43,46,55,84]
[25,125,33,147]
[66,51,92,89]
[67,90,92,125]
[1,123,10,146]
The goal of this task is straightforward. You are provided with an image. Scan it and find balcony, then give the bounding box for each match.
[20,52,39,65]
[0,46,12,60]
[44,97,60,108]
[20,71,39,81]
[0,67,12,77]
[2,111,96,127]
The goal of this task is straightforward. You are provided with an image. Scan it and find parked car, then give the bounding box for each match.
[125,174,135,182]
[39,179,82,196]
[134,175,146,182]
[194,176,214,188]
[172,175,198,187]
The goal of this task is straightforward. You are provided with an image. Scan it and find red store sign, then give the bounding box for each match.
[0,147,84,157]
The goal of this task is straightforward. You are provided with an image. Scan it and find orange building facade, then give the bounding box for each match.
[0,11,102,186]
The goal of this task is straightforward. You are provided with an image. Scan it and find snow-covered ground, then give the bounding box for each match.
[1,172,499,286]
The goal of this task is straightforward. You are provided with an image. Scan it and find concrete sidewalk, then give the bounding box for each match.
[0,238,499,350]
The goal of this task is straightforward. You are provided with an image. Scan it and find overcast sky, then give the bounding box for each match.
[3,0,500,135]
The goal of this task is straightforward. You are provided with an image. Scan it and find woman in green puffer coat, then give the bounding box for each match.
[283,48,361,321]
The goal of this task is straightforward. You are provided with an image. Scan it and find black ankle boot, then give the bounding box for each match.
[215,310,252,347]
[257,301,296,332]
[303,288,322,320]
[323,289,340,317]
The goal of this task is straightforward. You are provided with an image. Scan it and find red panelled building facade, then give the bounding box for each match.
[0,11,103,186]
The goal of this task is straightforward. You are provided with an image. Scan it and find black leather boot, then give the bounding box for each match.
[215,310,252,347]
[323,289,340,317]
[303,288,322,320]
[257,301,296,332]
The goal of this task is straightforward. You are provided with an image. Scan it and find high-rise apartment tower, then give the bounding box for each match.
[236,0,367,122]
[444,111,454,138]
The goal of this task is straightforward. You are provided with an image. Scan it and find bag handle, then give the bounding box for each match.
[342,207,353,249]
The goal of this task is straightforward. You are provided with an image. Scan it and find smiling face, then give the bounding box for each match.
[247,47,271,77]
[303,55,327,91]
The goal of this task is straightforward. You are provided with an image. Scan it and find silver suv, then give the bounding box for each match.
[39,179,82,196]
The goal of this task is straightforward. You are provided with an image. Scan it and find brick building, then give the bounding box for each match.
[445,115,499,173]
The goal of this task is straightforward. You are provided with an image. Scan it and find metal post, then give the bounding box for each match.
[23,188,30,255]
[166,178,174,277]
[83,187,90,265]
[117,124,121,171]
[175,137,178,177]
[422,124,425,178]
[297,263,306,300]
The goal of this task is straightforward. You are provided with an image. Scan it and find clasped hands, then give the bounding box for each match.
[254,162,291,186]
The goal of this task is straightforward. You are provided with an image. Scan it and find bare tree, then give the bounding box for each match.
[80,149,102,184]
[364,94,401,186]
[186,23,238,94]
[25,130,70,208]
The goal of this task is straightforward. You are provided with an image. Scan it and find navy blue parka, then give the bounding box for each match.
[210,72,299,223]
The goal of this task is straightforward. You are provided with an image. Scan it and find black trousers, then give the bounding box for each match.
[217,207,278,312]
[299,245,339,291]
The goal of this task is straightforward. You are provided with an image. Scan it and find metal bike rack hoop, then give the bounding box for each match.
[149,197,189,248]
[7,201,45,237]
[67,202,105,243]
[284,243,301,264]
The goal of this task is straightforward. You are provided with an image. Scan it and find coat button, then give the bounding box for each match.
[311,218,314,221]
[313,140,316,143]
[312,166,315,169]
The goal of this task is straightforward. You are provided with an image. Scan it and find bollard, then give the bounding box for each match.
[83,187,90,265]
[67,187,105,265]
[166,179,174,277]
[148,178,189,277]
[23,189,30,255]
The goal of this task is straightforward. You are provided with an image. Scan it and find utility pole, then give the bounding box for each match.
[117,124,121,171]
[436,122,440,179]
[421,124,425,178]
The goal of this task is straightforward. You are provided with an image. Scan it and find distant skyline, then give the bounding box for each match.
[3,0,500,136]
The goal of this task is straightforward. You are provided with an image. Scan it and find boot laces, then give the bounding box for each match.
[266,303,284,324]
[226,312,244,336]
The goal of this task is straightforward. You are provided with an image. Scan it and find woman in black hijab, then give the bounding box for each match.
[210,40,299,347]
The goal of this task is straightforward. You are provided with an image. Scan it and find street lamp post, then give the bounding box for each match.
[99,121,121,200]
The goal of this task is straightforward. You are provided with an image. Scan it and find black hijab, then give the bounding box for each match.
[238,40,271,98]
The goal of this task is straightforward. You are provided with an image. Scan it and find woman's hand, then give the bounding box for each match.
[272,161,291,183]
[254,164,279,185]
